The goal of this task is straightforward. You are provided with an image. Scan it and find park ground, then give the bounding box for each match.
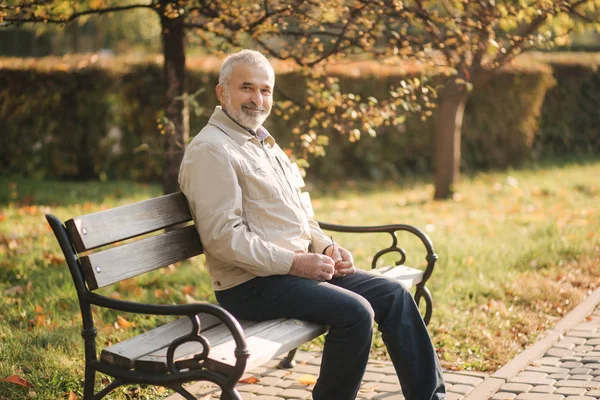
[0,158,599,399]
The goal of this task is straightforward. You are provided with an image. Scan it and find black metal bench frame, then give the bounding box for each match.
[46,191,437,400]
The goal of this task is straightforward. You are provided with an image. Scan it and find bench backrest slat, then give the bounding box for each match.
[80,225,203,290]
[65,192,192,253]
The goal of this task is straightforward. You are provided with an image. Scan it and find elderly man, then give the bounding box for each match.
[179,49,446,400]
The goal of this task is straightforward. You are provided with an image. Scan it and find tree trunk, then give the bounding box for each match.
[159,5,189,194]
[433,81,469,200]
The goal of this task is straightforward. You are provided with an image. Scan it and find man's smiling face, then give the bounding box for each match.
[218,63,274,131]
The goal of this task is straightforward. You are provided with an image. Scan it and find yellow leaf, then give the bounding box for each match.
[297,374,317,385]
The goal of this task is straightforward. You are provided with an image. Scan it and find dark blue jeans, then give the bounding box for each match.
[215,269,446,400]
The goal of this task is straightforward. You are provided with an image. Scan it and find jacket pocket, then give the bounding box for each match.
[241,163,279,200]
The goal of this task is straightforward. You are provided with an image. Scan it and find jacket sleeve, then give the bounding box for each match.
[179,143,294,276]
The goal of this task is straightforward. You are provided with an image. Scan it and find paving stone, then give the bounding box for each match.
[277,388,312,399]
[591,370,600,376]
[371,382,402,392]
[555,380,600,389]
[444,394,463,400]
[266,370,293,379]
[515,394,565,399]
[562,357,584,363]
[566,397,597,400]
[252,397,284,400]
[371,393,405,399]
[562,362,586,369]
[587,339,600,346]
[446,383,473,395]
[583,358,600,364]
[567,332,600,339]
[585,389,600,396]
[555,386,587,396]
[237,384,263,393]
[573,346,595,353]
[536,358,564,367]
[530,385,556,393]
[549,374,571,380]
[526,366,570,374]
[501,383,534,394]
[258,377,283,386]
[519,372,551,378]
[555,342,577,350]
[572,323,600,331]
[285,364,320,374]
[510,377,557,386]
[362,372,387,382]
[256,386,283,396]
[380,375,400,384]
[252,396,284,400]
[366,364,396,374]
[443,372,484,386]
[571,369,593,375]
[491,393,518,399]
[548,349,576,358]
[570,375,594,381]
[561,337,589,345]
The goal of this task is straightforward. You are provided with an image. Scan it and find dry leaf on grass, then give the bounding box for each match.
[67,391,78,400]
[1,374,33,387]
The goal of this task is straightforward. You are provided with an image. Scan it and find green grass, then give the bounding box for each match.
[1,160,600,399]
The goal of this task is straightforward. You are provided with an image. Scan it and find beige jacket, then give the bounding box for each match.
[179,107,332,290]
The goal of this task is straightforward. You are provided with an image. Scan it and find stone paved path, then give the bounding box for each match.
[168,289,600,400]
[486,305,600,400]
[167,350,487,399]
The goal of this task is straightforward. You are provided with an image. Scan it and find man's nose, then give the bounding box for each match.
[250,90,263,106]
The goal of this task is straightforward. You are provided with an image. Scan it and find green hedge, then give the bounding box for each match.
[0,54,597,182]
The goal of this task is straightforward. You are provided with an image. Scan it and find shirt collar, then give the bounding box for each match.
[208,106,275,147]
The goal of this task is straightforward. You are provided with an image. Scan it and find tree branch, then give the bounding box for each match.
[3,2,155,25]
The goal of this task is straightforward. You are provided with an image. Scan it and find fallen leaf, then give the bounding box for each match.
[1,375,33,388]
[67,391,78,400]
[297,374,317,385]
[116,316,134,329]
[239,376,259,384]
[35,305,44,314]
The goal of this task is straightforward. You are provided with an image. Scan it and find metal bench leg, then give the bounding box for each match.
[220,388,242,400]
[278,348,298,369]
[414,285,433,326]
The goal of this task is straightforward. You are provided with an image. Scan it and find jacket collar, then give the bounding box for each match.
[208,106,275,147]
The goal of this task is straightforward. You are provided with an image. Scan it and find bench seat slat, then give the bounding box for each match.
[133,319,284,372]
[80,225,203,290]
[100,313,224,368]
[101,266,424,373]
[66,192,191,252]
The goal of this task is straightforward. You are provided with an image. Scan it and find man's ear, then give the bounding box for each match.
[216,84,225,105]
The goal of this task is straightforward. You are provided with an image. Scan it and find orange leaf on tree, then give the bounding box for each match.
[182,285,195,295]
[1,374,33,387]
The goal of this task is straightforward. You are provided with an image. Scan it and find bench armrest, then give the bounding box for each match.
[85,292,249,379]
[317,221,438,286]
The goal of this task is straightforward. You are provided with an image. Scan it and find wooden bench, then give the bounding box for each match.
[46,191,438,400]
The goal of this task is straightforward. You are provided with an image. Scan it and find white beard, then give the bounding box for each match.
[224,91,270,131]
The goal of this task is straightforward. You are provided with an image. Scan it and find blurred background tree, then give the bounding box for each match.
[1,0,599,199]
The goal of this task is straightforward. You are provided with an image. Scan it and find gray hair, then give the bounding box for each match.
[218,49,275,88]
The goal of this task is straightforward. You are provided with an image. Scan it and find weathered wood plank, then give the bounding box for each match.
[65,192,191,252]
[134,319,282,372]
[80,225,202,290]
[374,265,424,288]
[100,313,224,368]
